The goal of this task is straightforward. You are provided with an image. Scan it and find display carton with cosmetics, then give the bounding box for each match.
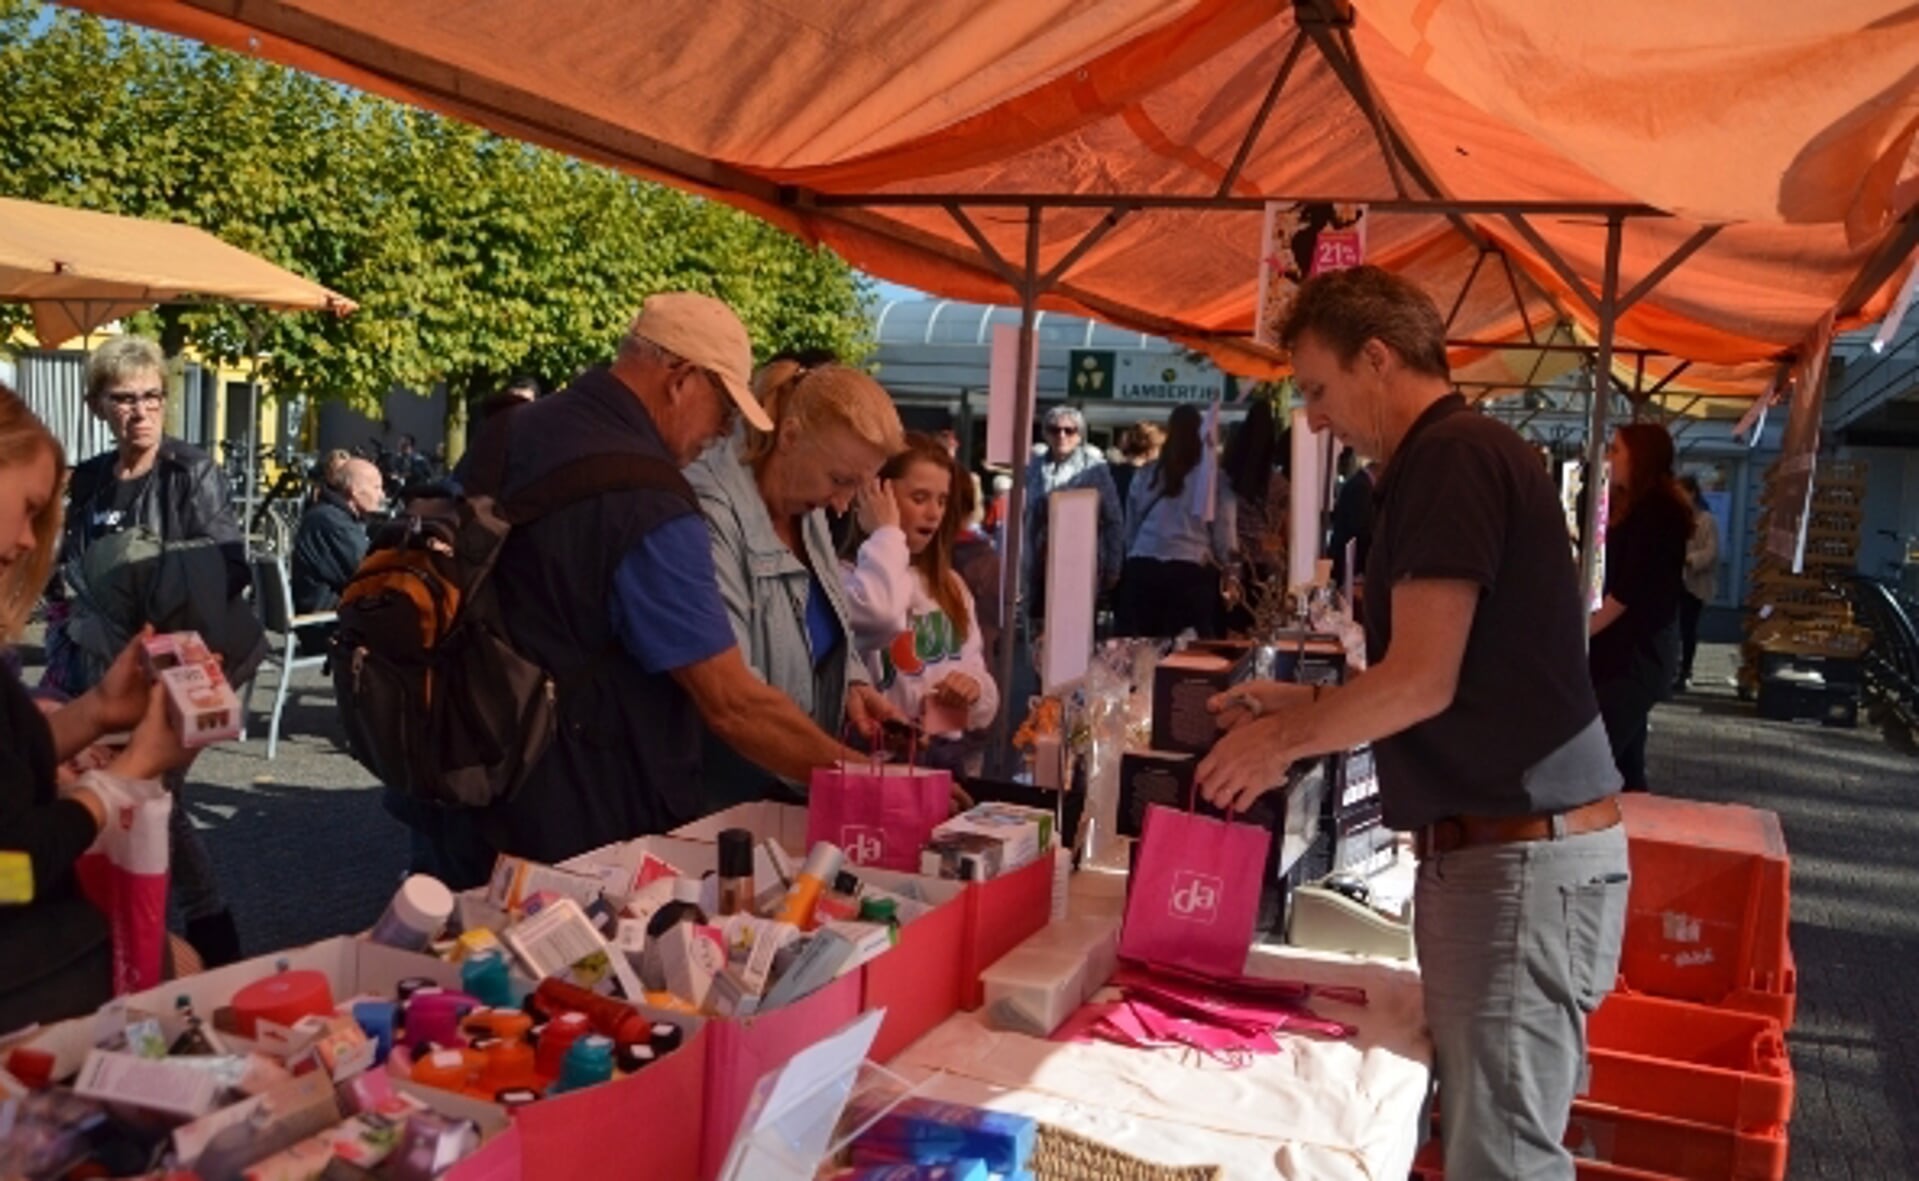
[1,939,512,1181]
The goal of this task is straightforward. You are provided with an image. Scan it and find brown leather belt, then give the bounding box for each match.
[1413,796,1622,860]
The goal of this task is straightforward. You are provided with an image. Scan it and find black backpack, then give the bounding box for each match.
[331,424,696,808]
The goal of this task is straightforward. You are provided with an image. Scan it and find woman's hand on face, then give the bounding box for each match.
[106,685,197,782]
[856,477,900,535]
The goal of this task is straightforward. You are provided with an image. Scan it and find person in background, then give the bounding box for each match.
[1329,451,1381,589]
[687,359,906,807]
[981,471,1012,539]
[453,293,869,883]
[473,375,542,436]
[0,384,198,1033]
[840,434,1001,773]
[1589,423,1692,791]
[1022,405,1123,623]
[45,335,255,968]
[1108,419,1164,505]
[291,457,384,614]
[309,449,351,507]
[952,471,1003,662]
[1116,403,1236,639]
[1221,397,1288,622]
[383,433,433,492]
[1675,475,1719,692]
[1195,266,1625,1181]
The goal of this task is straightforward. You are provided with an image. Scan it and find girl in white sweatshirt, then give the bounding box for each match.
[841,434,1001,758]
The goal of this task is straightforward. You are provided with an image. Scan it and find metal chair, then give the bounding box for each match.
[249,553,337,759]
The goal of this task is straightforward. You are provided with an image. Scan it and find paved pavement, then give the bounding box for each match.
[20,634,1917,1177]
[1649,645,1919,1179]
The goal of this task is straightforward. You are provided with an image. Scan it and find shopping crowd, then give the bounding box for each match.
[2,271,1720,1178]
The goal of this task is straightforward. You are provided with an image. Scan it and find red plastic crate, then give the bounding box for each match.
[1586,993,1793,1130]
[1618,795,1794,1028]
[1567,1101,1788,1181]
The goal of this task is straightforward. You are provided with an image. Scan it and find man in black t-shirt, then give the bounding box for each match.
[1195,267,1626,1180]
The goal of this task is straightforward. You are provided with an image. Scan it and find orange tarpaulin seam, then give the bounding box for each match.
[55,0,1919,398]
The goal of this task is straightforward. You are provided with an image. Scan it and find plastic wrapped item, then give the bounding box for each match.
[0,1090,109,1179]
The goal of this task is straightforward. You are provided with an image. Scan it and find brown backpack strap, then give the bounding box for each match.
[463,410,519,498]
[501,453,696,525]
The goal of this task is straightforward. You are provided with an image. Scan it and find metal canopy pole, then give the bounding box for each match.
[1577,215,1626,596]
[990,207,1045,773]
[242,318,264,560]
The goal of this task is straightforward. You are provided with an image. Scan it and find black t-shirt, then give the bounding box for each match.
[1589,492,1693,684]
[1364,396,1620,830]
[83,471,153,545]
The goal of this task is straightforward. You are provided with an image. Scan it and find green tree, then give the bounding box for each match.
[0,0,870,454]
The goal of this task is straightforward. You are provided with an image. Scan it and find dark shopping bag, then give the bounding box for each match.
[1119,792,1267,978]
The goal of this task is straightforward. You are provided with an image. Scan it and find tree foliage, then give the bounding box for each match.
[0,0,871,418]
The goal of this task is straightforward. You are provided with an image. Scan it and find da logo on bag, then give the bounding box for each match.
[841,825,886,866]
[1169,871,1223,924]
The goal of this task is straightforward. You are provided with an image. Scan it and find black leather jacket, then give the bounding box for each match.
[61,437,248,599]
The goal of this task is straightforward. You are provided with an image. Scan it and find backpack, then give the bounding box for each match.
[330,423,696,809]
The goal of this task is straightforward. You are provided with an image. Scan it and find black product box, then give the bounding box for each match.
[1117,749,1287,838]
[1327,746,1381,820]
[1260,631,1349,687]
[1150,651,1243,753]
[1329,796,1396,877]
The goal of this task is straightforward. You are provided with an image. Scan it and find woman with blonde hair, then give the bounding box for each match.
[0,384,197,1033]
[688,360,907,804]
[44,335,256,966]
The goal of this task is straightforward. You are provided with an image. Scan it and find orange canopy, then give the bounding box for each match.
[64,0,1918,398]
[0,195,355,343]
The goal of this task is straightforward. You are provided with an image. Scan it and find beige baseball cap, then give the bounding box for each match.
[631,292,771,431]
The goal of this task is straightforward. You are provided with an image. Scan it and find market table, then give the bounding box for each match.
[880,868,1432,1181]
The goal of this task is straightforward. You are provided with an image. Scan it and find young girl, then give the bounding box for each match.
[841,434,1000,764]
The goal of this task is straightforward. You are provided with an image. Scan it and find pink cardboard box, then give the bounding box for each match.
[960,854,1055,1010]
[698,969,863,1180]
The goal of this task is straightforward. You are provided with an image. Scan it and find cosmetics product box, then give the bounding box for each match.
[160,661,243,748]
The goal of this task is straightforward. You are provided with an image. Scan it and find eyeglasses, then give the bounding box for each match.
[1046,425,1079,437]
[682,362,739,436]
[104,389,164,412]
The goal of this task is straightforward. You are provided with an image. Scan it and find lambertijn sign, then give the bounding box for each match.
[1069,349,1223,402]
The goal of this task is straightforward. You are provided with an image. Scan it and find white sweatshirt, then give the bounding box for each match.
[841,530,1001,737]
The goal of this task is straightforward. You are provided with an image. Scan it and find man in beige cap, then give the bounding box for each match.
[407,292,865,883]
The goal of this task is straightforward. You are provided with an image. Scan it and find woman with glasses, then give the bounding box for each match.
[687,359,907,807]
[1021,405,1123,627]
[42,335,257,967]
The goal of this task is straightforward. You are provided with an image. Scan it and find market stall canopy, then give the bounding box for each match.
[63,0,1919,398]
[0,196,356,344]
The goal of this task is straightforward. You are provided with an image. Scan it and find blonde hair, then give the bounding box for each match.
[85,335,166,408]
[742,362,903,468]
[0,385,65,643]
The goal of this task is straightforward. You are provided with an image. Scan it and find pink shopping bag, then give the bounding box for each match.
[74,778,172,994]
[1118,800,1266,978]
[806,759,951,873]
